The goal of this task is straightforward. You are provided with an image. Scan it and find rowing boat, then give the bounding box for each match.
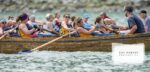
[0,33,150,54]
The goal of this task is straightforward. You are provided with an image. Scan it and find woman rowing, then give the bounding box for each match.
[75,17,95,37]
[40,13,59,36]
[61,14,77,36]
[54,11,62,32]
[95,17,110,34]
[28,15,41,27]
[75,17,113,37]
[17,13,39,38]
[95,17,119,35]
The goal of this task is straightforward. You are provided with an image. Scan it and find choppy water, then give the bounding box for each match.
[0,51,150,72]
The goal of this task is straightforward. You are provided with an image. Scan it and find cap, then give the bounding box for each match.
[83,14,90,19]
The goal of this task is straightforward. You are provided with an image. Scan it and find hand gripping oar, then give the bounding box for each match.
[0,25,19,40]
[20,31,75,53]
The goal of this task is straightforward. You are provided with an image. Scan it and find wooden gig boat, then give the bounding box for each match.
[0,33,150,54]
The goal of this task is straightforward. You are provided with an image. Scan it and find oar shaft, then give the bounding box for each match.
[0,25,18,40]
[41,28,59,35]
[0,33,7,39]
[31,33,70,51]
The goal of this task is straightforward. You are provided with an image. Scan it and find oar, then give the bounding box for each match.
[20,31,75,53]
[0,32,8,40]
[40,28,60,36]
[36,25,60,35]
[0,25,19,40]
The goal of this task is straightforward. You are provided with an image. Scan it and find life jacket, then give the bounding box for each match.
[18,29,31,38]
[61,24,73,35]
[78,27,92,37]
[79,32,92,37]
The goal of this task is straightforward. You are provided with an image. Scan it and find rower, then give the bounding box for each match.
[54,11,62,33]
[75,17,94,37]
[28,15,40,27]
[61,14,77,37]
[139,10,150,33]
[17,13,39,38]
[123,6,145,34]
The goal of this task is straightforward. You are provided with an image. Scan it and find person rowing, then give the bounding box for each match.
[82,14,101,36]
[28,15,41,28]
[95,17,113,34]
[73,17,108,37]
[39,13,59,36]
[61,14,78,37]
[139,10,150,33]
[75,17,94,37]
[121,6,145,35]
[17,13,40,38]
[54,11,62,33]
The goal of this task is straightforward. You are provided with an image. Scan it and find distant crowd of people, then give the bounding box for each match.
[0,6,150,38]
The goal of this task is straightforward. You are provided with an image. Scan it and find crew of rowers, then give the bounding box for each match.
[0,6,150,38]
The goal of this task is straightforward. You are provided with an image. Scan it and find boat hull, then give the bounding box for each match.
[0,33,150,54]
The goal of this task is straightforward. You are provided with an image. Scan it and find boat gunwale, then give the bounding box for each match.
[0,33,150,43]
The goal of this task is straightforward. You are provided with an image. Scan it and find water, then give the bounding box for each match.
[0,51,150,72]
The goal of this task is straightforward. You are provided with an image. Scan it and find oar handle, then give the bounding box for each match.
[0,25,18,40]
[31,32,73,51]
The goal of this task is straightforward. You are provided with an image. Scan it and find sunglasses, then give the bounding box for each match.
[65,16,70,18]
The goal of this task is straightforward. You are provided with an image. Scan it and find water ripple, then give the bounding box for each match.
[0,51,150,72]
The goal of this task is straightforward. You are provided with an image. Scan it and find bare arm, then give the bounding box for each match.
[43,22,59,35]
[48,22,55,32]
[62,22,75,31]
[78,26,95,34]
[103,25,113,31]
[128,25,137,34]
[19,24,36,34]
[144,25,148,32]
[0,27,3,36]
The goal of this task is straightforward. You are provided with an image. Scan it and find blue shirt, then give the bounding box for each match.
[83,22,92,30]
[145,17,150,33]
[31,22,38,27]
[128,15,145,33]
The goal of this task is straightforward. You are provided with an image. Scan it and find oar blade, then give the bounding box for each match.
[18,50,32,54]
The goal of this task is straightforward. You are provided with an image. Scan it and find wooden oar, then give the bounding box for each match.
[20,31,75,53]
[0,25,19,40]
[37,25,60,35]
[40,28,60,36]
[0,32,8,40]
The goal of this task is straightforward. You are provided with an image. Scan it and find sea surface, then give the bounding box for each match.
[0,51,150,72]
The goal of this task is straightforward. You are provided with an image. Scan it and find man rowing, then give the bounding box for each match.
[122,6,145,34]
[139,10,150,33]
